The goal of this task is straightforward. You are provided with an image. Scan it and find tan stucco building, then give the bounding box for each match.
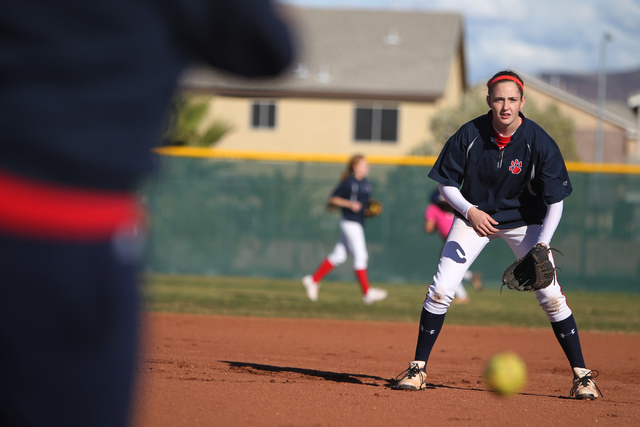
[519,72,638,164]
[179,6,466,157]
[177,6,639,164]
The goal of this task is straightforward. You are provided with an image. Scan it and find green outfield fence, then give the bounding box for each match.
[143,148,640,293]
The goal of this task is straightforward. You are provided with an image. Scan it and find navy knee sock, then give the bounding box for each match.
[414,307,446,363]
[551,314,586,369]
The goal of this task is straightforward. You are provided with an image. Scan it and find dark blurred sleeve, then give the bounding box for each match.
[161,0,295,77]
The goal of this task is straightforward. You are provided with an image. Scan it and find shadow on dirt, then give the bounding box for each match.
[402,382,574,399]
[221,360,573,399]
[221,360,393,387]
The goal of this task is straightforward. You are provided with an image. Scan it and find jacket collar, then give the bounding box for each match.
[484,111,528,147]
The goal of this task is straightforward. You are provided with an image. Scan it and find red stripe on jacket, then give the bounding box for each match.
[0,170,140,241]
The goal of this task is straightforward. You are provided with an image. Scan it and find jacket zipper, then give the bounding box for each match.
[497,147,504,168]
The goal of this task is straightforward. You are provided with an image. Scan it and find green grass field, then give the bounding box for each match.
[142,274,640,333]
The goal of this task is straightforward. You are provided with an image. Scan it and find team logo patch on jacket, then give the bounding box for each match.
[509,159,523,174]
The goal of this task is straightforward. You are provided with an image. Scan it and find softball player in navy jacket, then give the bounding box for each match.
[303,155,388,305]
[396,71,600,399]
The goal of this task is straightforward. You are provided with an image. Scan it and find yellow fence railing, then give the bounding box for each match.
[154,147,640,174]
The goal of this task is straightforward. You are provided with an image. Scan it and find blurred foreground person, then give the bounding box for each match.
[0,1,293,425]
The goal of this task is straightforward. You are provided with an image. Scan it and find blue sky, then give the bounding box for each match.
[280,0,640,84]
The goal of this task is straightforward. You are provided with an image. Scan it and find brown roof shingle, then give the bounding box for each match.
[181,6,464,100]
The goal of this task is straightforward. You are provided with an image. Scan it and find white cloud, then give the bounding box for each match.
[600,0,640,32]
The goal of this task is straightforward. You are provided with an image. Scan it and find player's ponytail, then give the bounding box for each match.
[339,154,365,182]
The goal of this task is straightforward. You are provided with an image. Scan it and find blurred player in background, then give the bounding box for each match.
[0,1,293,426]
[395,71,600,400]
[425,189,482,304]
[302,154,388,305]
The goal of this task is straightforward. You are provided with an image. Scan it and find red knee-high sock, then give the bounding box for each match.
[355,269,370,295]
[312,258,334,283]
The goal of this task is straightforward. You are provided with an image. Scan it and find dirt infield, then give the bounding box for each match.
[132,312,640,426]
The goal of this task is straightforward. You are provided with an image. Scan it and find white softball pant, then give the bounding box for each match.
[424,218,572,323]
[327,219,368,270]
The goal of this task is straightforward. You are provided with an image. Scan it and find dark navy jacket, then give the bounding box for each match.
[428,112,572,229]
[332,176,371,225]
[0,0,293,191]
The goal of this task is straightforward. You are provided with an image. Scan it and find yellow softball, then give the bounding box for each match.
[484,352,527,397]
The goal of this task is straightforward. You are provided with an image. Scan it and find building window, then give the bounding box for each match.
[354,104,398,142]
[251,100,277,129]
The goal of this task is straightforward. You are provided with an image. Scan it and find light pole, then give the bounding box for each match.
[594,31,613,163]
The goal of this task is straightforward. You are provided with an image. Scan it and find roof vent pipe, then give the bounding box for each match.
[384,29,401,45]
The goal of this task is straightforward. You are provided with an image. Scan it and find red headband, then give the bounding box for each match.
[489,75,524,91]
